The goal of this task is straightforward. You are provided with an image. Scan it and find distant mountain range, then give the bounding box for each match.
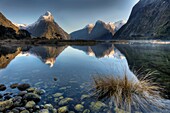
[71,20,126,40]
[114,0,170,40]
[1,0,170,41]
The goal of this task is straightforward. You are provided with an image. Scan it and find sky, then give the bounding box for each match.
[0,0,139,33]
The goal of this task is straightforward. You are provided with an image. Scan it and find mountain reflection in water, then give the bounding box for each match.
[0,43,170,112]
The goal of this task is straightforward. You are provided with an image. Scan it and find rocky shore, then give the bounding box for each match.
[0,83,109,113]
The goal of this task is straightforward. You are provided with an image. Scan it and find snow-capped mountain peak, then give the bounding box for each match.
[38,11,54,22]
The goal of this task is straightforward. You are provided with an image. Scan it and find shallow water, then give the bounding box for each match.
[0,43,170,112]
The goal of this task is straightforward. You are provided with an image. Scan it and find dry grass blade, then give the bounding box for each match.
[91,73,165,112]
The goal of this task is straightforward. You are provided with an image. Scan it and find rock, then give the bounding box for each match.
[58,106,68,113]
[25,101,36,108]
[24,93,41,102]
[11,108,19,113]
[15,107,26,111]
[59,87,67,90]
[59,96,64,100]
[12,96,23,107]
[0,84,6,91]
[27,87,36,92]
[69,111,75,113]
[83,109,90,113]
[10,83,19,89]
[44,104,53,110]
[0,94,3,98]
[17,84,30,91]
[90,101,107,112]
[74,104,84,112]
[18,91,28,96]
[81,95,90,100]
[53,93,63,98]
[20,110,30,113]
[54,77,57,81]
[33,105,40,111]
[33,89,46,95]
[0,99,13,111]
[38,109,49,113]
[4,95,12,100]
[58,98,73,106]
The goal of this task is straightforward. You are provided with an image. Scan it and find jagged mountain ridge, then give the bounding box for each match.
[71,20,126,40]
[114,0,170,40]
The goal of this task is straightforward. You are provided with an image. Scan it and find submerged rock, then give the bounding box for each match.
[53,93,63,98]
[27,87,36,92]
[0,84,6,91]
[58,98,73,106]
[20,110,30,113]
[10,83,19,89]
[83,109,90,113]
[58,106,68,113]
[38,109,49,113]
[34,88,46,95]
[90,101,107,112]
[18,91,28,96]
[25,101,36,108]
[0,99,13,111]
[74,104,84,112]
[81,94,90,100]
[44,104,53,110]
[17,84,30,91]
[24,93,41,102]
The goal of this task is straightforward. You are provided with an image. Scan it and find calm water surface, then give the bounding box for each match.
[0,43,170,112]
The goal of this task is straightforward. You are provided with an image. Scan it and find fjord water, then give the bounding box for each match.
[0,43,170,112]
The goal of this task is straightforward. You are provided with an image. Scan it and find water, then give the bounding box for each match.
[0,43,170,112]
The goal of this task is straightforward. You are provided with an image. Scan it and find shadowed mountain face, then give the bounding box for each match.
[0,12,31,39]
[26,11,70,40]
[114,0,170,40]
[29,46,67,67]
[71,20,125,40]
[0,46,21,69]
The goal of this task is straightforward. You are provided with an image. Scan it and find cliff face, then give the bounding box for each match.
[114,0,170,40]
[0,12,31,39]
[0,12,19,32]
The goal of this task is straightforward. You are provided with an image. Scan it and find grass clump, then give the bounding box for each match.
[91,71,165,112]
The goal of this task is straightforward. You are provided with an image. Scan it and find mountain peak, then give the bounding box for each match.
[38,11,54,21]
[96,20,105,24]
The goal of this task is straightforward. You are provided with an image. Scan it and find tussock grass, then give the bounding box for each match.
[91,71,165,112]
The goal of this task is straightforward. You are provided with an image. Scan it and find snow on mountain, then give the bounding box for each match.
[38,11,54,22]
[114,20,126,31]
[25,11,70,39]
[13,23,27,29]
[71,20,126,40]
